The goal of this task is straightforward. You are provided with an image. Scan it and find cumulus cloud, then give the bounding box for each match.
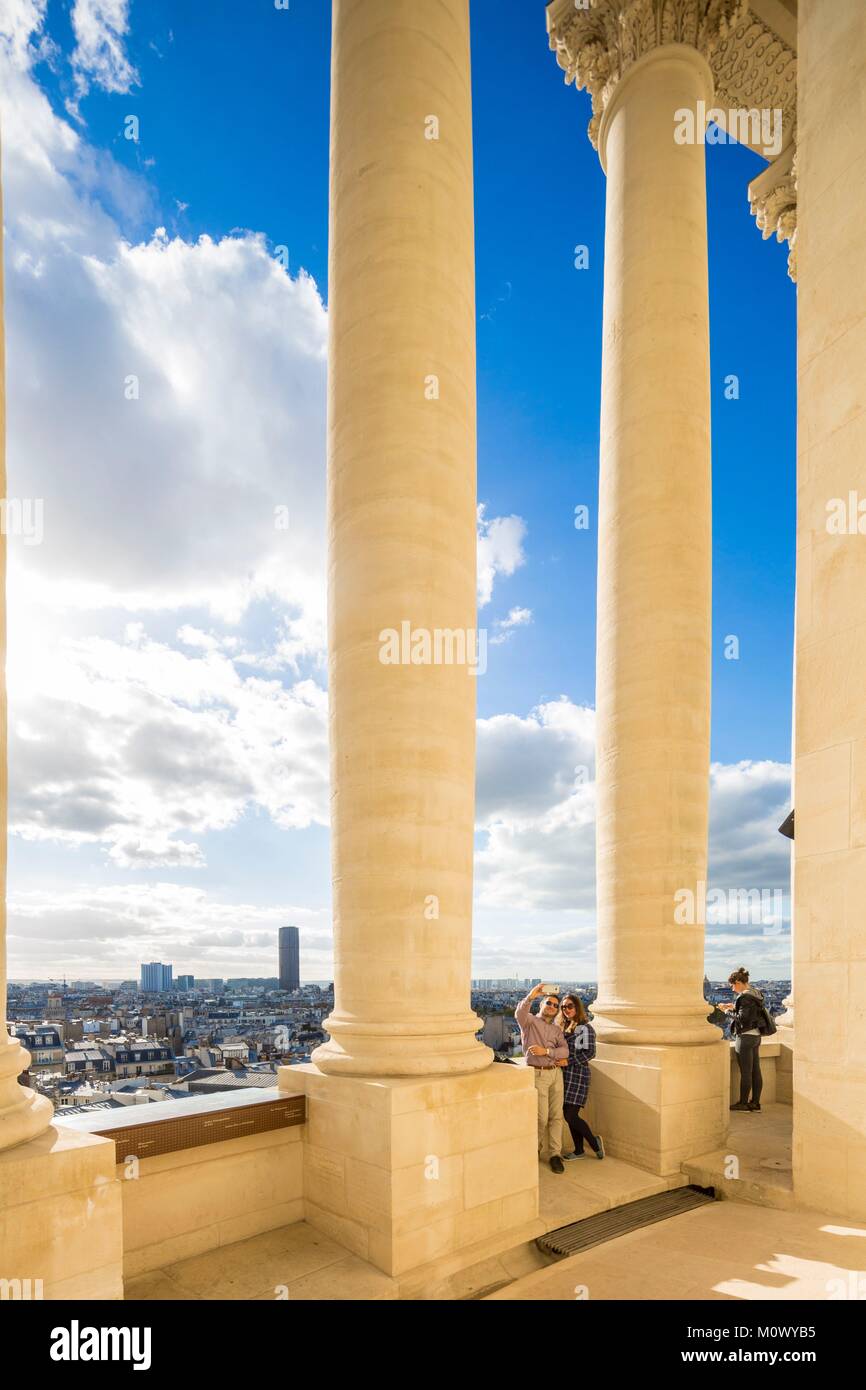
[0,2,332,888]
[477,504,526,607]
[8,626,330,865]
[476,699,594,828]
[7,881,334,979]
[473,699,792,974]
[9,227,329,622]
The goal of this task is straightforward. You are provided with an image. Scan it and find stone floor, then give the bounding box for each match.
[124,1149,684,1301]
[536,1146,686,1230]
[684,1104,793,1210]
[125,1108,807,1302]
[125,1222,398,1301]
[486,1198,865,1301]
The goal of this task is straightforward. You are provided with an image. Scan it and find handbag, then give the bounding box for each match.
[758,1004,777,1037]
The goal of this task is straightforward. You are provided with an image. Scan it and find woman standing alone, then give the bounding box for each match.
[721,966,774,1112]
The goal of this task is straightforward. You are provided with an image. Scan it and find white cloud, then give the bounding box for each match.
[0,0,335,896]
[473,698,792,974]
[490,605,532,645]
[9,226,329,622]
[476,698,594,828]
[7,881,334,979]
[477,504,526,606]
[0,11,329,626]
[0,0,48,68]
[108,836,205,870]
[69,0,138,106]
[8,626,330,865]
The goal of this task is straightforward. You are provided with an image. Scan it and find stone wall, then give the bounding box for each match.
[793,0,866,1220]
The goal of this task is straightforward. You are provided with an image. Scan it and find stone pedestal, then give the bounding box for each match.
[282,1064,538,1277]
[0,1125,123,1300]
[591,1041,728,1176]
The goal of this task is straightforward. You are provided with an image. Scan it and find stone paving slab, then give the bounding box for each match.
[125,1221,394,1302]
[537,1151,686,1231]
[486,1198,866,1301]
[685,1104,793,1210]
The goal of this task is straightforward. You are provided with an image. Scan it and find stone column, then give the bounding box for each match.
[311,0,487,1080]
[547,0,734,1171]
[593,41,718,1052]
[793,0,866,1221]
[289,0,538,1278]
[0,134,53,1153]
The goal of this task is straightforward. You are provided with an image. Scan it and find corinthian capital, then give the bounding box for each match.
[546,0,750,148]
[748,142,798,282]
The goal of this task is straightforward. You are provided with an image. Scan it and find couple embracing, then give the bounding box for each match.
[515,983,605,1174]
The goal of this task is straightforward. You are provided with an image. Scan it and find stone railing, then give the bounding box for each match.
[54,1086,305,1280]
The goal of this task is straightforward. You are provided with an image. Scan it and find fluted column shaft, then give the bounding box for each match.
[0,134,54,1147]
[313,0,488,1076]
[591,45,718,1046]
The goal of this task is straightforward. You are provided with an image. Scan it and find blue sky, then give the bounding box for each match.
[1,0,795,982]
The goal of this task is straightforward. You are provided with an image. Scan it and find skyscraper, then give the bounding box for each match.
[279,926,300,992]
[140,962,173,993]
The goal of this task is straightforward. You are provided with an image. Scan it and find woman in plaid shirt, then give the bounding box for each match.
[558,995,605,1160]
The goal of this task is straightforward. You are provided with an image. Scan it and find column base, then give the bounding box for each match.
[0,1083,54,1150]
[0,1034,54,1150]
[589,1039,728,1175]
[0,1124,123,1299]
[312,1015,493,1077]
[280,1062,538,1277]
[591,1001,723,1047]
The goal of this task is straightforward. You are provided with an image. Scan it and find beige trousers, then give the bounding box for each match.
[533,1066,563,1159]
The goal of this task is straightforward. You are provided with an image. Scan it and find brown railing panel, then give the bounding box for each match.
[94,1094,306,1163]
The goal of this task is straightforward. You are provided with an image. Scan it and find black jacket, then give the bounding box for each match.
[730,987,768,1037]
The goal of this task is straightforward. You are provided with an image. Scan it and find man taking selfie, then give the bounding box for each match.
[515,983,568,1173]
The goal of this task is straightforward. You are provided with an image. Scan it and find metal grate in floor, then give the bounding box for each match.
[537,1185,715,1259]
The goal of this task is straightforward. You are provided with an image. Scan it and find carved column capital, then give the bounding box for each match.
[546,0,749,149]
[748,140,798,282]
